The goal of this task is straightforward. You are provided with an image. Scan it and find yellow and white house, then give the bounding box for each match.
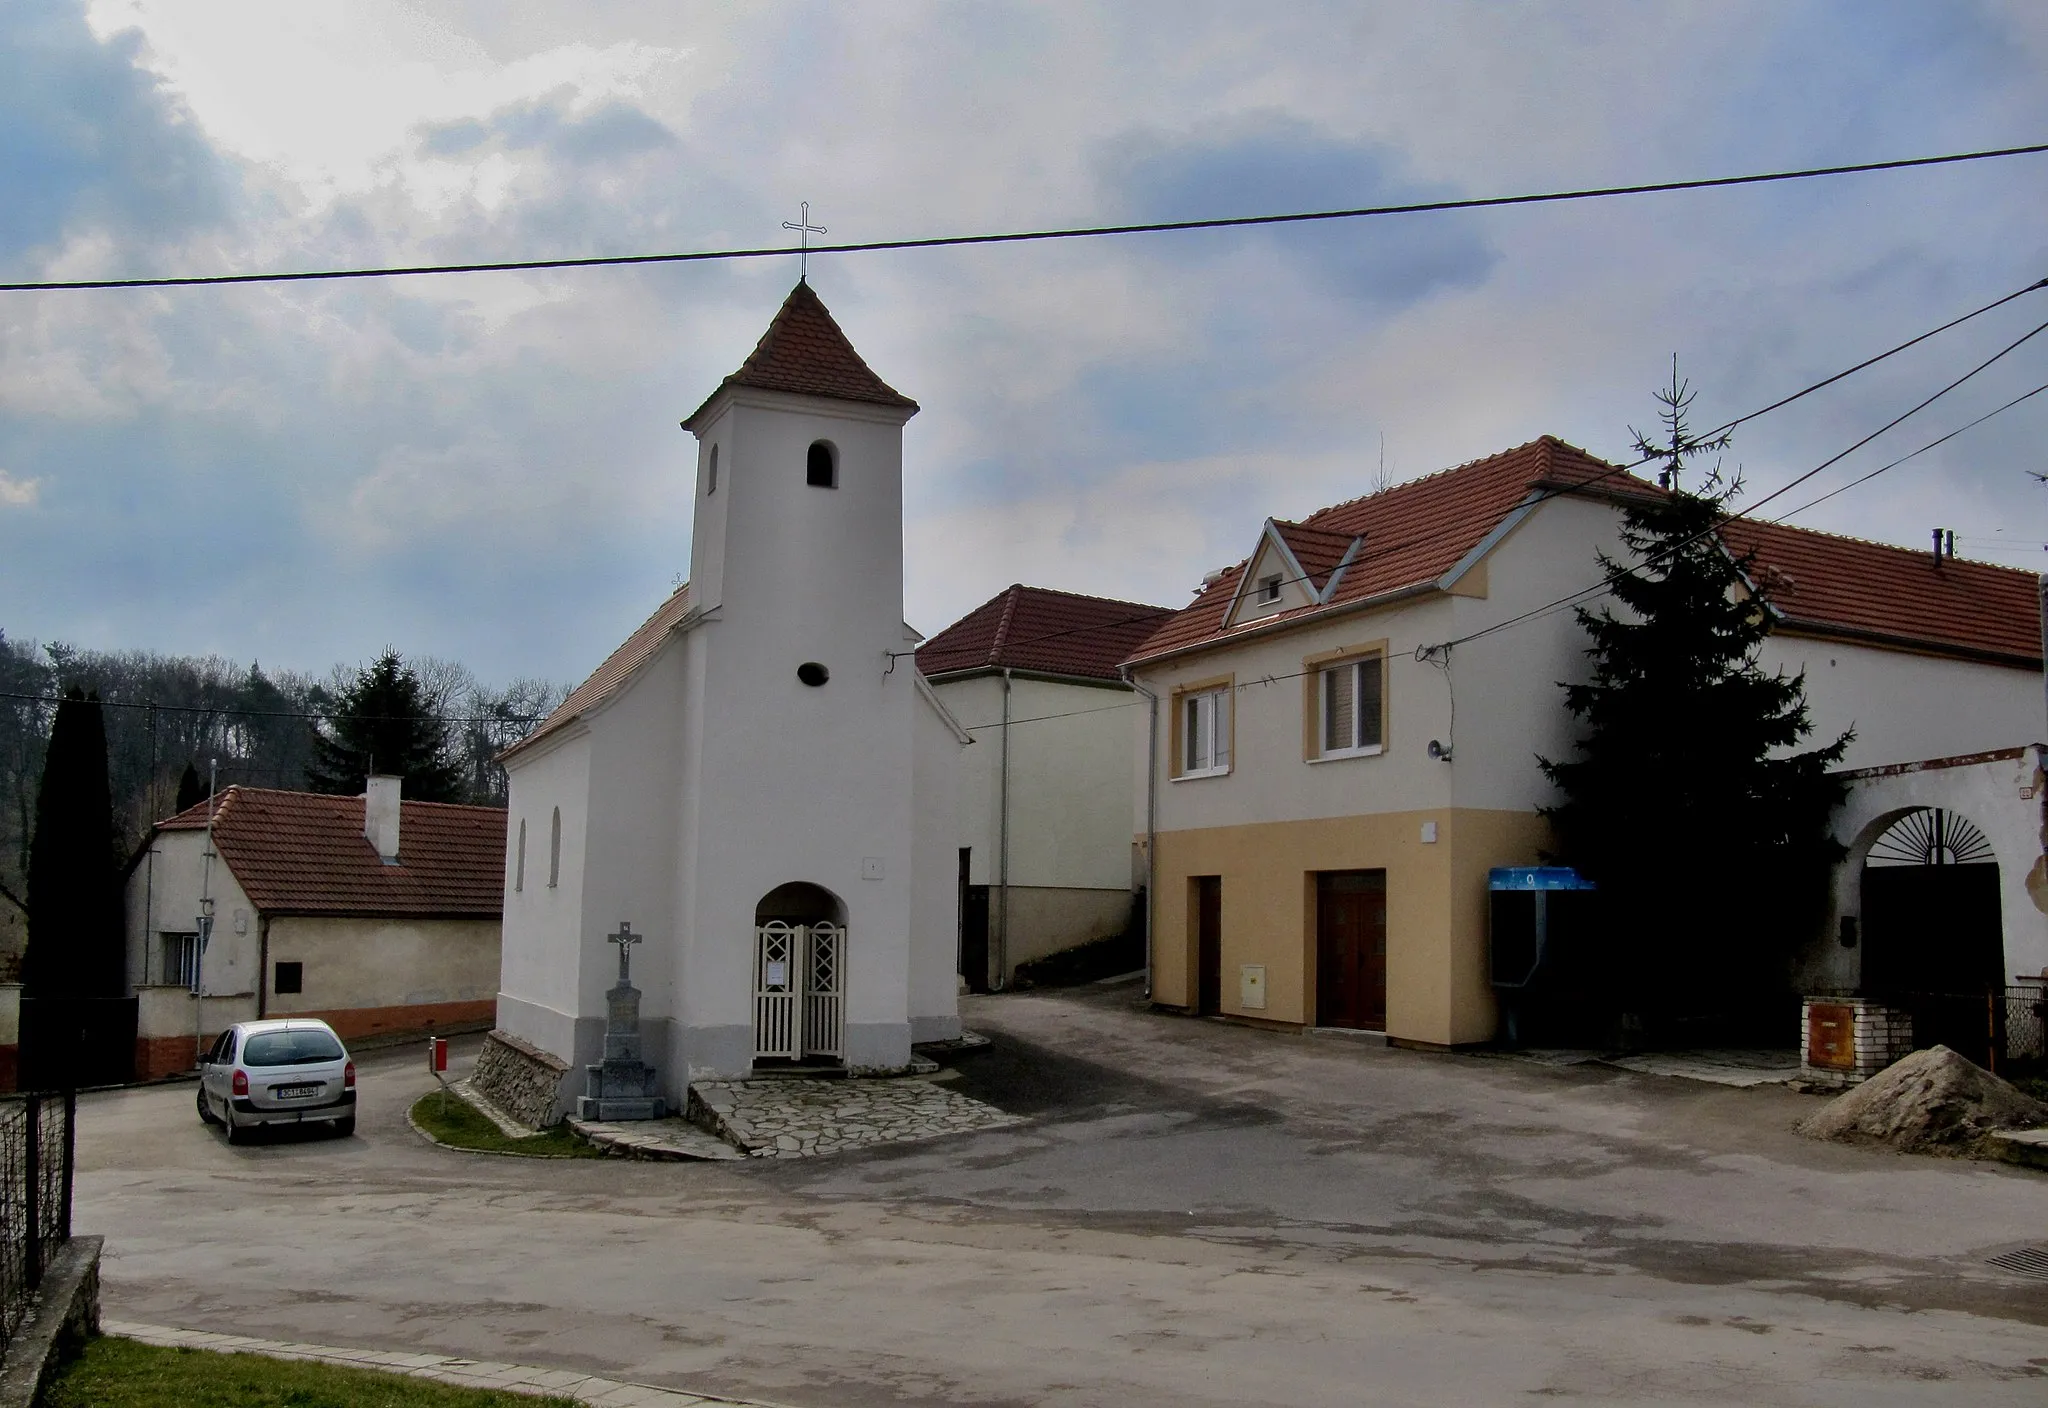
[1125,437,2045,1048]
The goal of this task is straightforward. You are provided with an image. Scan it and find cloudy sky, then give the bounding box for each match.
[3,0,2045,686]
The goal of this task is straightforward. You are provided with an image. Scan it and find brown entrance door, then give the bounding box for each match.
[1193,876,1222,1015]
[1317,870,1386,1030]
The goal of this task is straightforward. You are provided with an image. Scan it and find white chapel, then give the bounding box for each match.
[493,280,970,1116]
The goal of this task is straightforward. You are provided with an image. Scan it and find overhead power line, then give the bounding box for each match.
[1428,318,2048,652]
[926,279,2046,669]
[4,142,2045,293]
[1772,380,2048,521]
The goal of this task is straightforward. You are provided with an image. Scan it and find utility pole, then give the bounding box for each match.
[195,758,217,1064]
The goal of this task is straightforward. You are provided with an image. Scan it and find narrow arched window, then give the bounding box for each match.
[514,818,526,892]
[548,807,562,888]
[707,444,719,495]
[806,440,836,488]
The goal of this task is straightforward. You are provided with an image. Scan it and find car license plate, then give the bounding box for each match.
[274,1084,321,1099]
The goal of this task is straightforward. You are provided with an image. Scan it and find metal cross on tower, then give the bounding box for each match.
[607,921,642,986]
[782,201,826,280]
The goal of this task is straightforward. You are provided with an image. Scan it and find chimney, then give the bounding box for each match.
[364,775,402,864]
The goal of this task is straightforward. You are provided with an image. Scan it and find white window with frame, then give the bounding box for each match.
[160,930,199,988]
[1179,686,1232,778]
[1257,573,1282,604]
[1316,652,1384,759]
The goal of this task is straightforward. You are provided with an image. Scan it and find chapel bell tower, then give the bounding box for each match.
[669,279,926,1076]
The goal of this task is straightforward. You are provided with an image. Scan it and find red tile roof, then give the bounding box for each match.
[502,585,693,763]
[1129,435,2042,669]
[1133,437,1624,663]
[918,584,1177,682]
[1722,518,2041,664]
[157,788,505,918]
[683,281,918,430]
[1271,521,1360,595]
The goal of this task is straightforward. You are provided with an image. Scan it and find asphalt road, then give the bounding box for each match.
[73,984,2048,1406]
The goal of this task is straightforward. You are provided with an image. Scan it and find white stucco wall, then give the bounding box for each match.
[1134,494,1638,835]
[675,389,920,1076]
[910,687,966,1041]
[125,828,259,998]
[936,672,1142,891]
[496,725,595,1060]
[1765,635,2042,772]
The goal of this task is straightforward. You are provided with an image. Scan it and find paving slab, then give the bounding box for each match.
[689,1073,1020,1157]
[568,1116,746,1160]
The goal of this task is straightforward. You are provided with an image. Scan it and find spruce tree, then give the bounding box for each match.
[23,689,126,998]
[175,761,206,814]
[306,650,463,802]
[1539,366,1851,1032]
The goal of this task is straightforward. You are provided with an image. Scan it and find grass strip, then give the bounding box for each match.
[46,1335,579,1407]
[409,1090,607,1158]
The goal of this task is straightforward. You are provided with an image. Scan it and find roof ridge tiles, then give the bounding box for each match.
[1299,435,1618,527]
[1727,516,2039,578]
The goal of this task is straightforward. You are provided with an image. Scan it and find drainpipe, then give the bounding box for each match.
[1121,666,1160,1001]
[257,916,270,1020]
[994,668,1013,991]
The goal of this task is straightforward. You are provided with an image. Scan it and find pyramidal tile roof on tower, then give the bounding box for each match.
[917,584,1178,682]
[683,280,919,430]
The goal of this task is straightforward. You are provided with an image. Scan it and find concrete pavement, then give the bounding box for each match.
[73,984,2048,1405]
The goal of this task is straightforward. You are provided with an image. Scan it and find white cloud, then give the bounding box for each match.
[10,1,2048,684]
[0,471,39,508]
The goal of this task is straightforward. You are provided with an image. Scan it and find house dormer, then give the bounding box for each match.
[1222,519,1364,628]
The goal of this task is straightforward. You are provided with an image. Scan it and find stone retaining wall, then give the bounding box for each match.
[468,1029,569,1130]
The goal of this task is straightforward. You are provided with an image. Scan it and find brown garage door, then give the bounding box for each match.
[1317,870,1386,1031]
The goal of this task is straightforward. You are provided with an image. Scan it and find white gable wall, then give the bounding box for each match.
[496,728,594,1063]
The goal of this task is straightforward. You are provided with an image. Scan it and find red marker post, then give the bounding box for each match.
[427,1036,449,1114]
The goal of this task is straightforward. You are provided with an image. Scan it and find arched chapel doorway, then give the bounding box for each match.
[752,883,846,1065]
[1859,807,2004,1061]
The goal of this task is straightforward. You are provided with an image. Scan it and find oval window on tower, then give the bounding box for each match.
[806,440,837,488]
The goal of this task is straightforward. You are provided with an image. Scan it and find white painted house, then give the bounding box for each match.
[494,281,970,1115]
[918,584,1176,988]
[124,778,506,1077]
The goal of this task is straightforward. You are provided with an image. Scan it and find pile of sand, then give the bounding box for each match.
[1798,1045,2048,1154]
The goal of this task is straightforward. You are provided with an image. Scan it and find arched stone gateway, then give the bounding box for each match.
[1858,806,2005,1060]
[753,884,846,1065]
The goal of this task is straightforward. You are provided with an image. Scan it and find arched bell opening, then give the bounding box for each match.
[1857,806,2006,1064]
[752,883,847,1066]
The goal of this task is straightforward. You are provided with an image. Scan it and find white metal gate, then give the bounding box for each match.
[753,920,845,1061]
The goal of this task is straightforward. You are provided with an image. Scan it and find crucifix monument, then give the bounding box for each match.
[576,921,667,1121]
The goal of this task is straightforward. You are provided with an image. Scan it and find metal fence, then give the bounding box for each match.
[0,1092,76,1364]
[1886,985,2047,1076]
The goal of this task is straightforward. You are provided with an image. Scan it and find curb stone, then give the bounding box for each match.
[102,1320,794,1407]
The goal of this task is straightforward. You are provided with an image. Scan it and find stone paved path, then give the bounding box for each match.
[690,1074,1020,1158]
[105,1320,774,1406]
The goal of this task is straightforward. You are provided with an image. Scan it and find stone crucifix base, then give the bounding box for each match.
[576,984,666,1122]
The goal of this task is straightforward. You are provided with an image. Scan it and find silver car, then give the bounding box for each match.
[196,1018,357,1142]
